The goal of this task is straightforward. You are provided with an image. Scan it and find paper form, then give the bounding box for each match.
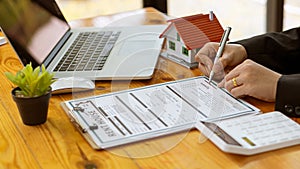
[63,76,257,147]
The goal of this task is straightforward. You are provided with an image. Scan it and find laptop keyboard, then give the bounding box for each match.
[54,31,120,71]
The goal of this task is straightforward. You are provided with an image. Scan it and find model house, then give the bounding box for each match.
[159,12,224,68]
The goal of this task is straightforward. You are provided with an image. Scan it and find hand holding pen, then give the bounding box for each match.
[208,27,232,83]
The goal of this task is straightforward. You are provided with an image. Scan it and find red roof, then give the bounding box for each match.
[160,13,224,50]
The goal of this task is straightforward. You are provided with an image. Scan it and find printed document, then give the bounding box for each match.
[62,76,258,149]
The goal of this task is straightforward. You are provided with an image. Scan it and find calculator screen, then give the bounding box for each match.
[203,122,241,146]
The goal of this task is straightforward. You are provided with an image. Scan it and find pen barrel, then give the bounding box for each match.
[209,71,214,80]
[209,27,231,82]
[215,51,222,63]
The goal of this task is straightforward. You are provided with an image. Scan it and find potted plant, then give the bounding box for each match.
[5,63,55,125]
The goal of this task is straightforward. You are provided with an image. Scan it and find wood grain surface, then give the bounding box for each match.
[0,7,299,169]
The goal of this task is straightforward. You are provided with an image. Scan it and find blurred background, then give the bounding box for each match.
[56,0,300,41]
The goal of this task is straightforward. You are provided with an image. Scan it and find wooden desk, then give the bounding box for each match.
[0,7,299,169]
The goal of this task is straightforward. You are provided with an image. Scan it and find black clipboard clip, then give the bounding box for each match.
[68,109,88,133]
[69,107,99,133]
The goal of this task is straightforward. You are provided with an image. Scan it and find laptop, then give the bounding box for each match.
[0,0,166,80]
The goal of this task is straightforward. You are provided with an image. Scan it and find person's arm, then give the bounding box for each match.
[235,27,300,74]
[235,27,300,117]
[276,75,300,117]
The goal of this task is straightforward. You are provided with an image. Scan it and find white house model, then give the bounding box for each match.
[159,12,224,68]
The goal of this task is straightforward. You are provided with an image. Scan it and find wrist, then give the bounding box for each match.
[238,44,248,61]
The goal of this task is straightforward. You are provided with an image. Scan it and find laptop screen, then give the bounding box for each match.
[0,0,70,67]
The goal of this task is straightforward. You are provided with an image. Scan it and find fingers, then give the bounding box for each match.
[218,60,245,97]
[218,59,260,99]
[217,78,225,88]
[196,54,213,75]
[195,50,213,66]
[211,58,227,80]
[195,43,244,81]
[196,51,227,79]
[223,61,244,82]
[195,42,218,76]
[220,75,246,99]
[224,76,242,92]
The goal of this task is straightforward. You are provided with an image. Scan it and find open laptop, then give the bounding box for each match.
[0,0,166,80]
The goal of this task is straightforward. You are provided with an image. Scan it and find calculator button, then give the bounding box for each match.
[295,106,300,115]
[284,104,294,113]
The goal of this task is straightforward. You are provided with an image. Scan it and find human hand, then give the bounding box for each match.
[195,42,248,81]
[218,59,281,102]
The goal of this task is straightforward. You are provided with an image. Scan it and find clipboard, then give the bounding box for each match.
[0,36,7,46]
[61,76,300,155]
[61,76,259,149]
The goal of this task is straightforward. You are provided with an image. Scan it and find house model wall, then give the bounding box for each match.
[159,12,224,68]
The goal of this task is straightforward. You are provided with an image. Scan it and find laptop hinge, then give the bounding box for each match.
[43,31,72,67]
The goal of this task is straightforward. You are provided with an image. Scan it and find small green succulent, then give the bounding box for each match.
[5,63,55,97]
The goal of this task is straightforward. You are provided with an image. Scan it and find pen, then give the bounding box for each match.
[208,26,232,83]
